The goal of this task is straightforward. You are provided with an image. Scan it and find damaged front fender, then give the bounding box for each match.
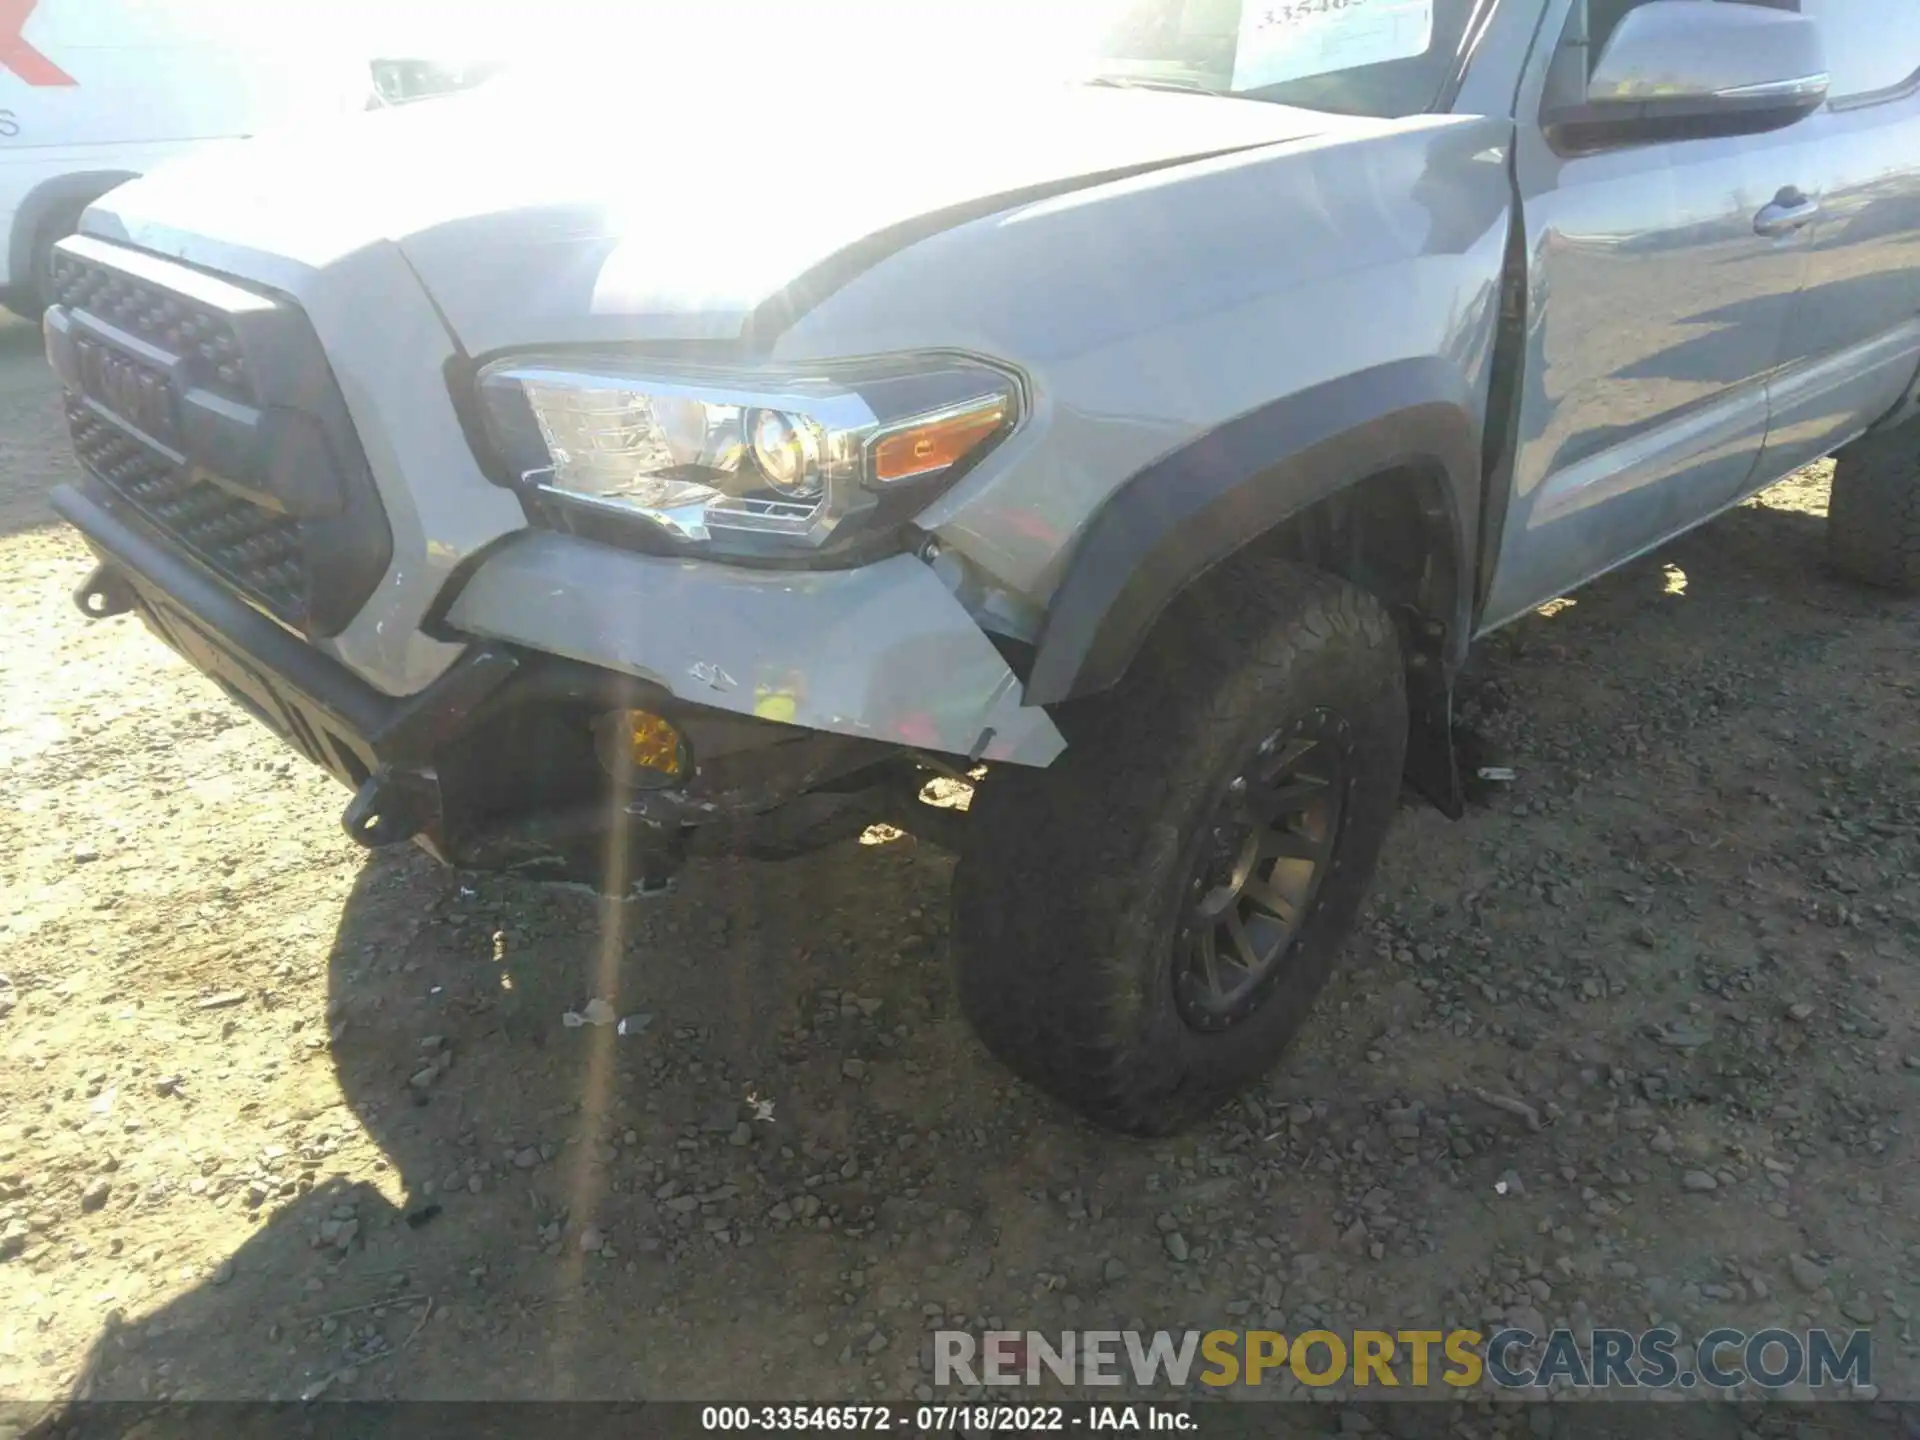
[441,532,1066,769]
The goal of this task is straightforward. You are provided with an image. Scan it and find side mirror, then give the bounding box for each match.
[1551,0,1828,148]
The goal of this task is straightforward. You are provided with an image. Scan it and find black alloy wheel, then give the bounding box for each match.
[1176,711,1351,1032]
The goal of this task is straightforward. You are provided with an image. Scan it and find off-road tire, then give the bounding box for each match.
[1828,425,1920,594]
[952,557,1406,1135]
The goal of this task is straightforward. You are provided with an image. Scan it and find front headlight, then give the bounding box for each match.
[475,355,1020,562]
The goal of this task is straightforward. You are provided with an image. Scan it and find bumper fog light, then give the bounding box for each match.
[594,709,689,789]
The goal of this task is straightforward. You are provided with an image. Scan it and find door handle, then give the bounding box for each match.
[1755,189,1821,237]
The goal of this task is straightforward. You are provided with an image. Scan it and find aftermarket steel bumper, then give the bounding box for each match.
[54,478,517,855]
[53,478,1063,883]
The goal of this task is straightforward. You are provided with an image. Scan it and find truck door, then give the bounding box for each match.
[1478,0,1816,631]
[1756,2,1920,480]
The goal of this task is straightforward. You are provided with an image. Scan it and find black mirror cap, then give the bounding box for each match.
[1544,84,1827,154]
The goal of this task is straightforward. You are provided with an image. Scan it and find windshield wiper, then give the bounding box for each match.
[1084,73,1217,95]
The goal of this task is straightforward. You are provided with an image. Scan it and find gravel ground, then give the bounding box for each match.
[2,312,1919,1426]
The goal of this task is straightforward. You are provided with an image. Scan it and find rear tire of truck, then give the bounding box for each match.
[951,558,1407,1136]
[1827,425,1920,594]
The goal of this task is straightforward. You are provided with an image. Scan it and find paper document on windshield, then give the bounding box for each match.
[1231,0,1434,90]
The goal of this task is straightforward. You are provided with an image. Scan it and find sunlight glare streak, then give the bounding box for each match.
[550,716,635,1378]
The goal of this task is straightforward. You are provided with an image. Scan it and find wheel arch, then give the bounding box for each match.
[7,169,139,294]
[1024,358,1485,707]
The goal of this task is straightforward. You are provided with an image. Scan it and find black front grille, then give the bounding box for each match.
[50,252,252,403]
[68,401,306,621]
[49,236,393,637]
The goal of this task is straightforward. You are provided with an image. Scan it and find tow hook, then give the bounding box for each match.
[342,766,439,848]
[73,564,136,621]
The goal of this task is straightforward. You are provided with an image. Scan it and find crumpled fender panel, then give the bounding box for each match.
[443,532,1065,767]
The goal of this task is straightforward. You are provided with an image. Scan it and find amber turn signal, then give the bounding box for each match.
[870,397,1010,485]
[593,709,689,789]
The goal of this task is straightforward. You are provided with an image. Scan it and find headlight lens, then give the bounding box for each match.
[476,356,1019,561]
[748,408,825,500]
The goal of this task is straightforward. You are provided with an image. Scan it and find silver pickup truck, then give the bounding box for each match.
[42,0,1920,1133]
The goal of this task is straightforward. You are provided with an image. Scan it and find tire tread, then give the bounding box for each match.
[953,558,1405,1134]
[1829,428,1920,593]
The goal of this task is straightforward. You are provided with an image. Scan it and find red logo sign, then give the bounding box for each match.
[1,0,76,86]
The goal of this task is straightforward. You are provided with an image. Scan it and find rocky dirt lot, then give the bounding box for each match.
[1,312,1918,1432]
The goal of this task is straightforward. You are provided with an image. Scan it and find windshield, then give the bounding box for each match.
[465,0,1489,120]
[1090,0,1487,116]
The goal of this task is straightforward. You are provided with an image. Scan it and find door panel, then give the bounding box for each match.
[1478,0,1817,632]
[1757,67,1920,479]
[1480,126,1812,630]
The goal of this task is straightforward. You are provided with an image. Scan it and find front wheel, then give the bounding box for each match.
[952,558,1407,1135]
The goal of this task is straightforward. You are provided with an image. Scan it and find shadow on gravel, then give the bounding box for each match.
[1486,490,1860,659]
[36,476,1886,1436]
[46,829,1107,1420]
[1630,490,1834,595]
[0,315,78,541]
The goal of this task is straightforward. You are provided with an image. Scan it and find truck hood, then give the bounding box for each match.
[87,79,1350,352]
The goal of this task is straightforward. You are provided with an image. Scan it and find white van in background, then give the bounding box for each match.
[0,0,479,317]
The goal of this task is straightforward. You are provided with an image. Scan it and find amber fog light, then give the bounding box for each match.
[593,709,689,789]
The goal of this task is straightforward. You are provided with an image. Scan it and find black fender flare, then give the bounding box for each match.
[1025,358,1484,706]
[8,169,138,293]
